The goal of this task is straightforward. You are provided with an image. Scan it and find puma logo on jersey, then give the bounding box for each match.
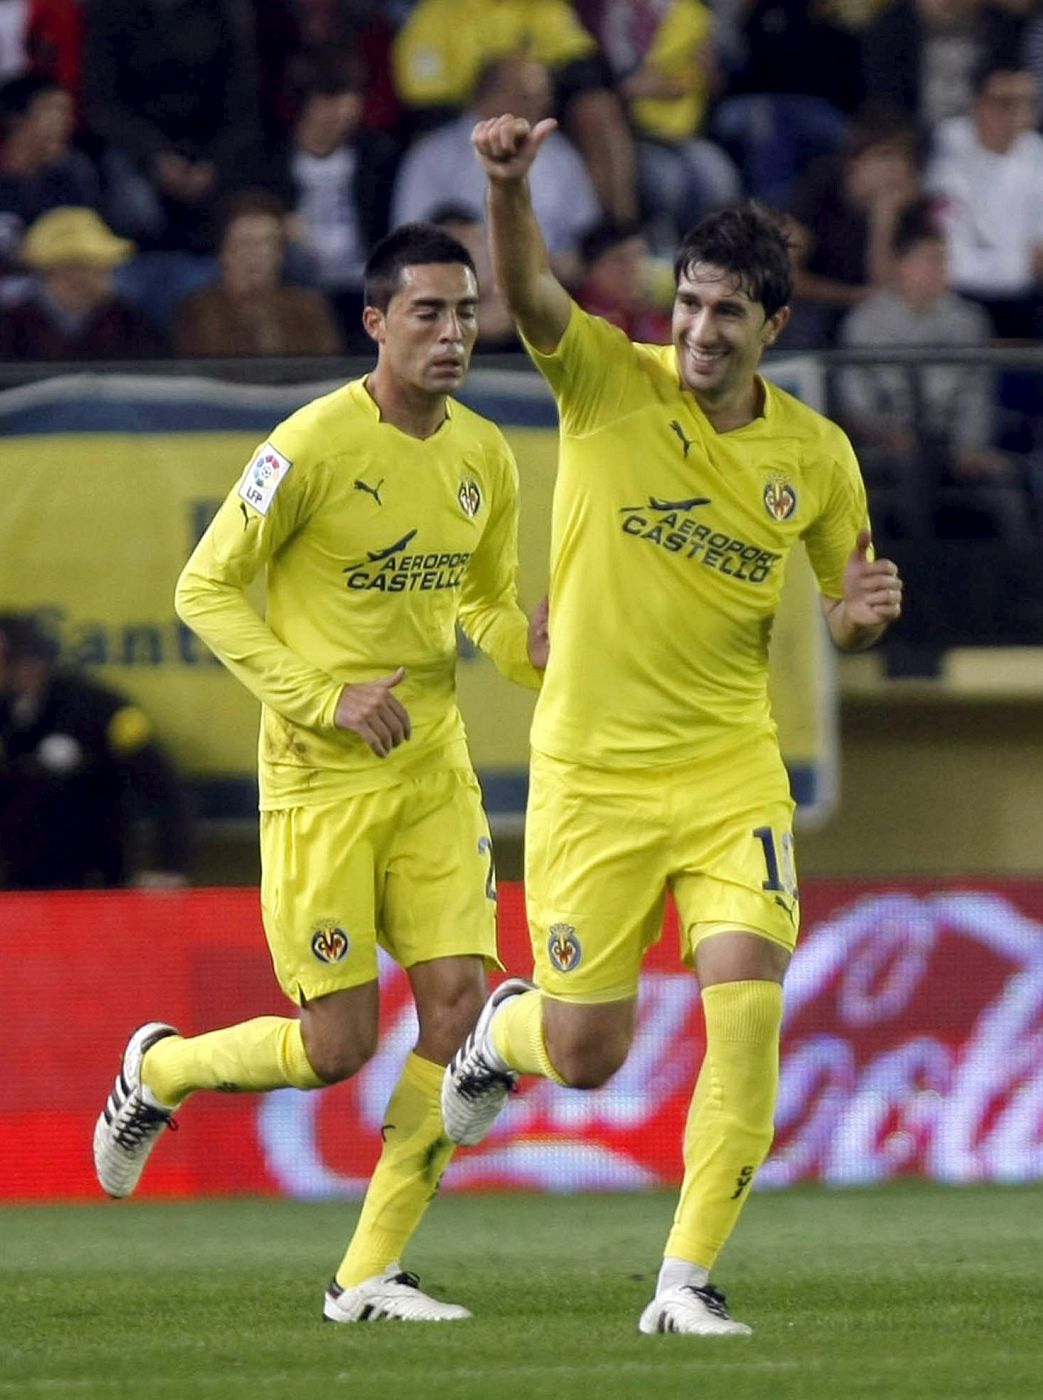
[354,477,384,505]
[669,420,694,457]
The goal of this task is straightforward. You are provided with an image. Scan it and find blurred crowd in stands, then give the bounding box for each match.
[0,0,1040,359]
[0,0,1042,586]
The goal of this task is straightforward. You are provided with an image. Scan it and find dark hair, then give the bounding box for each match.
[673,202,793,318]
[841,104,921,165]
[579,219,643,268]
[287,46,365,106]
[215,188,287,244]
[972,57,1031,97]
[891,198,943,260]
[0,72,63,125]
[364,222,476,310]
[0,612,57,663]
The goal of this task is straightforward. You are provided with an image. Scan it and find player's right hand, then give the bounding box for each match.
[334,667,412,758]
[471,114,558,181]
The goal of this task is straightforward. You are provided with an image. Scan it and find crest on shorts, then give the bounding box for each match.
[548,922,582,972]
[458,478,481,518]
[763,476,797,522]
[311,923,349,963]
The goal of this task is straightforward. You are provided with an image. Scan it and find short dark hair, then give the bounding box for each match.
[841,104,921,165]
[215,188,287,245]
[891,198,943,260]
[364,222,476,310]
[0,72,63,125]
[674,202,793,318]
[287,46,365,106]
[0,612,57,663]
[972,57,1031,97]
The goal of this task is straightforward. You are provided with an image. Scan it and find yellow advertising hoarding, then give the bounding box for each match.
[0,365,834,825]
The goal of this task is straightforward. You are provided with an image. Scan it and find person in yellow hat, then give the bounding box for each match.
[0,206,166,359]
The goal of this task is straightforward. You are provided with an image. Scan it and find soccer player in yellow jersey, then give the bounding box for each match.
[92,222,548,1323]
[441,117,904,1335]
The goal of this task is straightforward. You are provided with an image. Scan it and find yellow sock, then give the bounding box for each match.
[665,979,783,1270]
[336,1053,454,1287]
[488,988,567,1085]
[141,1017,325,1108]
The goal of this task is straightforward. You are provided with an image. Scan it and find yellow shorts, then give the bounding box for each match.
[525,739,799,1003]
[260,767,500,1004]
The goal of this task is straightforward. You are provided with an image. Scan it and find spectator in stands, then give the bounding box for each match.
[428,201,519,350]
[392,53,601,287]
[577,0,742,245]
[838,206,1034,543]
[710,0,860,206]
[575,218,672,342]
[257,0,402,140]
[0,71,98,281]
[392,0,639,222]
[924,60,1043,338]
[786,108,923,348]
[172,189,342,358]
[0,205,166,358]
[861,0,1006,135]
[0,611,193,890]
[278,48,397,353]
[81,0,266,253]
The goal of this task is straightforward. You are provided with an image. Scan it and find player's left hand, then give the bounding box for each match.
[843,529,903,626]
[528,595,550,670]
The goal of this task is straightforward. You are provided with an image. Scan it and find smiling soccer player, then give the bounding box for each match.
[441,114,903,1337]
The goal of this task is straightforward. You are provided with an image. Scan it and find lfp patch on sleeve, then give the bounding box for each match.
[238,443,293,516]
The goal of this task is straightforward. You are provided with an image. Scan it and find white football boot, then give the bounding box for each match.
[639,1283,752,1336]
[323,1265,472,1322]
[93,1021,179,1198]
[440,977,532,1146]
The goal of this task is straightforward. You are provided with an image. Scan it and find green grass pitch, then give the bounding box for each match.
[3,1184,1041,1399]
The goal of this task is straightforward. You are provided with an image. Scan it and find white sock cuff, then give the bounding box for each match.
[657,1256,710,1294]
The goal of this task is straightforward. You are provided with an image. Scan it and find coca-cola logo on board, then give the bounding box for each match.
[254,891,1043,1198]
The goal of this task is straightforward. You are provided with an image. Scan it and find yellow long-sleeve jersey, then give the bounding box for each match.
[176,378,540,808]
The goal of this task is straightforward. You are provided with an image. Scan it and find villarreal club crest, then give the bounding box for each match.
[763,475,797,522]
[548,922,582,973]
[458,479,481,518]
[311,922,350,964]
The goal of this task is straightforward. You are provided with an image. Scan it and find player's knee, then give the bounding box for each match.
[551,1028,631,1089]
[415,981,485,1065]
[301,1026,377,1084]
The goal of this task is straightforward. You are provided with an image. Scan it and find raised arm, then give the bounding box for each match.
[472,115,574,354]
